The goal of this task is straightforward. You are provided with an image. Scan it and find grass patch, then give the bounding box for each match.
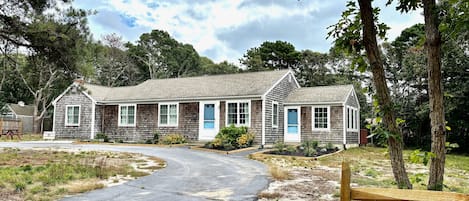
[269,166,292,181]
[252,146,469,194]
[0,148,165,200]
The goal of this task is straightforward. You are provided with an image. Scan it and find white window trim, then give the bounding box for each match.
[225,100,251,127]
[272,101,279,128]
[312,105,330,131]
[118,104,137,127]
[158,102,179,127]
[346,106,359,131]
[65,105,80,126]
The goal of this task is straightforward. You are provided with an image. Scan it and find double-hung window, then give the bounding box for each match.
[313,106,329,130]
[65,105,80,126]
[272,101,279,128]
[226,101,250,126]
[159,103,178,126]
[119,104,136,127]
[347,106,359,131]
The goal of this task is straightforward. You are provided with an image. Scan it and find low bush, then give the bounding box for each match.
[205,125,254,150]
[161,133,186,145]
[95,133,109,142]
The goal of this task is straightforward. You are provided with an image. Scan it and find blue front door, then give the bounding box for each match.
[284,106,301,142]
[199,101,219,140]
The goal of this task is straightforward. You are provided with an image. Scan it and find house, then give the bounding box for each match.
[1,101,36,133]
[51,70,360,146]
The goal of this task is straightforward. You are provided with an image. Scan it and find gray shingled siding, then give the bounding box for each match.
[250,100,263,144]
[345,89,360,144]
[54,91,92,139]
[101,103,199,142]
[346,131,359,144]
[219,101,225,129]
[94,105,103,136]
[301,106,344,144]
[264,73,299,144]
[345,89,359,108]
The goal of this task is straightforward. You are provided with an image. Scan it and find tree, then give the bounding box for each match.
[295,50,335,87]
[422,0,446,191]
[127,29,201,80]
[95,33,138,87]
[1,0,91,133]
[200,57,241,75]
[328,0,412,189]
[240,41,301,71]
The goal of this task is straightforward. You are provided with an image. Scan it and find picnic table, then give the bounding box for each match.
[1,129,22,140]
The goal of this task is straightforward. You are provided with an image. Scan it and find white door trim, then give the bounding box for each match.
[284,106,301,143]
[199,101,220,141]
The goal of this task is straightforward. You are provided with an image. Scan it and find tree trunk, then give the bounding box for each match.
[358,0,412,189]
[423,0,446,191]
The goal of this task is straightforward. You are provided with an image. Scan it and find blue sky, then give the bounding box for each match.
[73,0,423,64]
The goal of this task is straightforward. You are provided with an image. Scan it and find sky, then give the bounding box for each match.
[72,0,423,64]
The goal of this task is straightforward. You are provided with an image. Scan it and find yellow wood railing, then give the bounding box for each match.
[340,161,469,201]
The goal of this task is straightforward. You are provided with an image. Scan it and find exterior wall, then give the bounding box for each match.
[264,73,299,144]
[345,89,360,144]
[301,105,344,144]
[250,100,262,144]
[102,103,199,142]
[54,91,93,139]
[219,101,225,129]
[17,116,34,133]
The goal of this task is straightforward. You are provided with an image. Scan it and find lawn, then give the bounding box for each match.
[252,146,469,201]
[0,148,165,201]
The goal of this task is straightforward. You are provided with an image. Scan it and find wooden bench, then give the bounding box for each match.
[1,129,22,140]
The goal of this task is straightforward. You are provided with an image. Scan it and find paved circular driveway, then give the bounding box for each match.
[0,142,269,201]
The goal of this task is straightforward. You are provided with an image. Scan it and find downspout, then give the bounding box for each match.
[90,101,96,139]
[261,96,266,147]
[52,104,56,134]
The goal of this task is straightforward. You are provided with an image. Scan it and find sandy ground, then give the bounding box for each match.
[259,165,341,201]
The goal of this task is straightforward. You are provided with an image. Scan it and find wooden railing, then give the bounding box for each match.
[340,161,469,201]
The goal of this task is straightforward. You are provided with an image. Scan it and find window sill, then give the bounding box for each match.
[158,125,178,127]
[312,128,330,132]
[118,124,136,127]
[65,124,80,127]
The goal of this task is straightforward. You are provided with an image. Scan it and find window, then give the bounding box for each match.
[347,106,359,130]
[159,103,178,126]
[272,101,279,128]
[313,106,329,130]
[226,100,250,126]
[65,105,80,126]
[119,104,136,127]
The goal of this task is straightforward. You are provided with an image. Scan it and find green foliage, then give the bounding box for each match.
[205,125,252,150]
[200,57,241,75]
[408,149,436,166]
[161,133,186,145]
[326,142,335,150]
[127,29,201,80]
[302,140,319,157]
[240,40,301,71]
[409,173,426,185]
[365,169,379,178]
[95,133,109,143]
[274,141,287,153]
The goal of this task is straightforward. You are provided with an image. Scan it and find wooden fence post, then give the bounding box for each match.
[341,161,351,201]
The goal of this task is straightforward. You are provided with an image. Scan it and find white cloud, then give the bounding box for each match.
[74,0,423,64]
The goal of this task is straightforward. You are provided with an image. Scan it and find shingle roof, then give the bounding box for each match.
[284,85,353,104]
[7,104,35,116]
[84,70,291,102]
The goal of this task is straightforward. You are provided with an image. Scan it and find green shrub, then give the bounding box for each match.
[237,132,255,148]
[286,145,297,154]
[153,131,160,144]
[96,133,109,142]
[161,134,186,144]
[302,140,319,157]
[326,142,334,150]
[274,141,287,153]
[205,125,253,150]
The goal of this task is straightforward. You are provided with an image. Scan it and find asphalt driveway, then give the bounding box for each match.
[0,142,269,201]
